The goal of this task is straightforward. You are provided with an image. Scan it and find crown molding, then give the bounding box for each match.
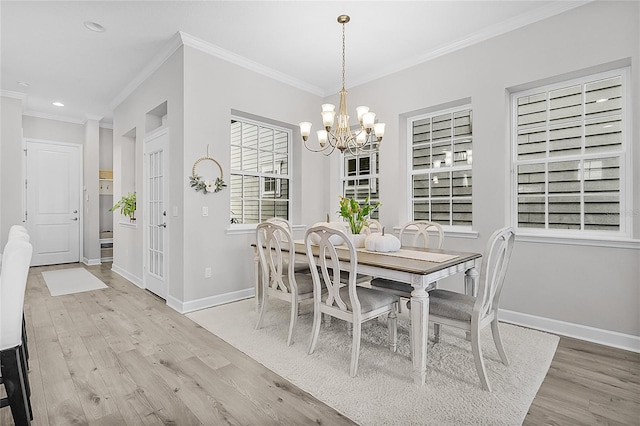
[108,31,184,111]
[1,90,27,100]
[178,31,325,97]
[84,114,104,122]
[23,110,84,125]
[350,1,592,89]
[99,122,113,130]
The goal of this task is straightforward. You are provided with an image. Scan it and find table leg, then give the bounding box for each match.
[464,266,479,340]
[464,266,479,297]
[409,275,430,386]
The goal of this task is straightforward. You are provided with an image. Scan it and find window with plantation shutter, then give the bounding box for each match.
[230,117,291,224]
[409,106,473,227]
[513,68,629,236]
[341,141,380,220]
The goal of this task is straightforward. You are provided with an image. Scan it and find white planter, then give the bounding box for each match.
[350,233,367,248]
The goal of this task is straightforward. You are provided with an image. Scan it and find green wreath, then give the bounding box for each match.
[190,157,226,193]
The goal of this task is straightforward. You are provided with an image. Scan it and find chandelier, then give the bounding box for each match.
[299,15,385,156]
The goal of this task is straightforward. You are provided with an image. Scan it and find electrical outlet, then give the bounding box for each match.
[204,267,212,278]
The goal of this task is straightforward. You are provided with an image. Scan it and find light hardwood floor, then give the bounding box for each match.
[2,263,639,425]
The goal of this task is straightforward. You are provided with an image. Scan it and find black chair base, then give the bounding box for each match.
[1,345,32,425]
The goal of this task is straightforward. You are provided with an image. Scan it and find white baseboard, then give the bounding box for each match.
[167,288,255,314]
[500,309,640,353]
[111,263,143,288]
[82,257,101,266]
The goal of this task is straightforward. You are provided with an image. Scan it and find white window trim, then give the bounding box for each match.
[340,148,380,199]
[509,67,634,246]
[406,104,473,230]
[229,115,292,226]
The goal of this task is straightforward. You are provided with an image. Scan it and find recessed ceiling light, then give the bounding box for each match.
[84,21,105,32]
[17,81,30,87]
[52,102,64,107]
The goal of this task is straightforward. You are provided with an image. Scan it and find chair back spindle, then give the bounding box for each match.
[399,220,444,249]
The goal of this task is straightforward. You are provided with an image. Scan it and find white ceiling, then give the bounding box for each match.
[1,1,588,125]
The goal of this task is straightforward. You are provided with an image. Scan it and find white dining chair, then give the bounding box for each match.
[265,217,310,274]
[0,239,34,424]
[305,225,399,377]
[255,221,315,346]
[366,219,383,234]
[428,226,515,391]
[370,221,444,308]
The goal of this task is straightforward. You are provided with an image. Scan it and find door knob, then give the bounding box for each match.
[157,222,167,228]
[71,218,78,221]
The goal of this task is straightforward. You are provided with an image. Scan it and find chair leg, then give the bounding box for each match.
[388,305,397,353]
[287,297,299,346]
[470,324,491,392]
[255,289,269,330]
[17,346,32,420]
[350,321,362,377]
[433,323,441,344]
[491,319,509,366]
[346,321,352,337]
[308,307,322,355]
[1,346,32,425]
[22,315,29,371]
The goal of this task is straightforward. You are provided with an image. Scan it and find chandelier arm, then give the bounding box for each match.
[303,138,332,154]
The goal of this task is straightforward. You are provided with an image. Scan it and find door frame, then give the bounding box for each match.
[142,127,169,298]
[23,138,83,265]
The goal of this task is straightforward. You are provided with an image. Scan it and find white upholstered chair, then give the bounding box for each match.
[255,221,315,346]
[428,227,515,391]
[370,221,444,304]
[305,225,399,377]
[0,239,33,424]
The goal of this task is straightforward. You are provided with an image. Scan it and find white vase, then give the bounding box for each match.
[350,233,367,248]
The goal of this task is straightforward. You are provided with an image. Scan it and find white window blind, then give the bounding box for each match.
[230,118,291,224]
[513,69,629,235]
[410,106,473,227]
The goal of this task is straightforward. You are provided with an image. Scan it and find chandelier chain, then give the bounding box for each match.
[341,21,346,90]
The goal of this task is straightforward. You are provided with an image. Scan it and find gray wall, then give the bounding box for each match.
[333,1,640,339]
[0,96,24,246]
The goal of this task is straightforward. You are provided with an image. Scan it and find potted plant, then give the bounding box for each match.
[110,192,137,222]
[338,196,381,247]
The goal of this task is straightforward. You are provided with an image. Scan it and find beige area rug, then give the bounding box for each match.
[42,267,108,296]
[188,298,559,426]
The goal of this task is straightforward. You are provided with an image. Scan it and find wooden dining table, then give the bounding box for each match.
[252,241,482,386]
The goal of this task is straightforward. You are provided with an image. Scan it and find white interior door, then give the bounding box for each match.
[26,140,81,266]
[144,129,169,299]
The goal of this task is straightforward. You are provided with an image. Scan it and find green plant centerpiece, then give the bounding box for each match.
[338,196,381,235]
[110,192,137,221]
